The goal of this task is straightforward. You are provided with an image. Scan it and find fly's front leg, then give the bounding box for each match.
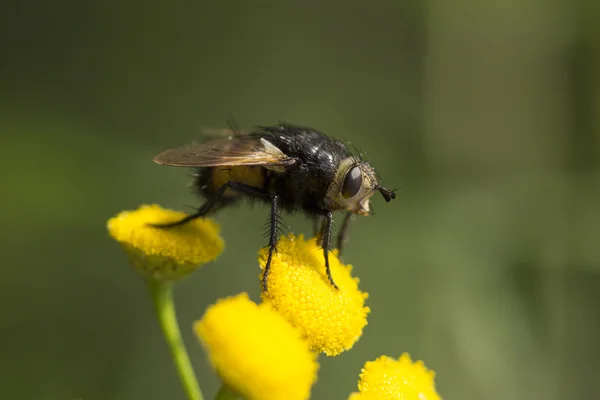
[319,210,338,290]
[336,213,353,259]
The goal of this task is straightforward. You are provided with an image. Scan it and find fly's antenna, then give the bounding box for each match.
[377,186,397,202]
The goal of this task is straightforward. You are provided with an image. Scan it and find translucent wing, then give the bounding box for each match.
[153,136,296,169]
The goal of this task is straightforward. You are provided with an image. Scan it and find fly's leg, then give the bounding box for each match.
[149,180,280,291]
[319,210,338,290]
[260,193,280,292]
[148,183,233,228]
[336,213,353,259]
[150,181,268,228]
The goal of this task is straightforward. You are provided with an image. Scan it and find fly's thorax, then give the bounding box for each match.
[325,157,379,215]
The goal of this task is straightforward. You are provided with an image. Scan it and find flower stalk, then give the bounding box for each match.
[148,280,204,400]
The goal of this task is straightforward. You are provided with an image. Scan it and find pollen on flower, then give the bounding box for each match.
[194,292,318,400]
[259,234,370,356]
[107,204,224,281]
[347,392,381,400]
[349,353,441,400]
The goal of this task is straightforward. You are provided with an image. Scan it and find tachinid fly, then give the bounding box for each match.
[152,123,396,290]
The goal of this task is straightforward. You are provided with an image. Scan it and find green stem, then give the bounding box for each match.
[214,384,241,400]
[148,280,204,400]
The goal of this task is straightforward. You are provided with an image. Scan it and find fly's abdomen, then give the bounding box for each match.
[201,166,266,199]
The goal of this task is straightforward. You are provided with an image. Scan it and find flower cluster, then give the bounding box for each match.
[194,293,318,400]
[348,353,441,400]
[259,235,370,356]
[107,204,224,281]
[108,204,442,400]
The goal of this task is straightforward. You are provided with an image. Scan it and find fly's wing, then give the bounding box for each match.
[153,136,297,171]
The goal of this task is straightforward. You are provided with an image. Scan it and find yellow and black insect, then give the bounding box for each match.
[153,123,396,290]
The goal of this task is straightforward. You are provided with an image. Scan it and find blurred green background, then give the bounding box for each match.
[2,1,599,399]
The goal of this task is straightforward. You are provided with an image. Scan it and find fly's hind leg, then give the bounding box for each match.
[149,209,208,228]
[260,193,280,292]
[149,183,232,228]
[149,180,280,292]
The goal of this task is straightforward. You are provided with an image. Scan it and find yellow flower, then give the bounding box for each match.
[348,393,381,400]
[107,204,224,281]
[348,353,441,400]
[259,234,370,356]
[194,292,318,400]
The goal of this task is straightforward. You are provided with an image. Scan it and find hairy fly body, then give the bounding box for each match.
[152,123,396,291]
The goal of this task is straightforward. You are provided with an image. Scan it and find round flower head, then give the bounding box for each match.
[194,292,318,400]
[349,353,441,400]
[348,393,382,400]
[259,234,370,356]
[107,204,224,281]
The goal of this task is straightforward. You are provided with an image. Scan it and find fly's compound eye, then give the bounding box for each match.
[342,166,363,198]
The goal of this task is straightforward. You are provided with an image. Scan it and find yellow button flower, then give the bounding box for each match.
[107,204,224,281]
[348,393,382,400]
[259,234,370,356]
[194,292,319,400]
[348,353,441,400]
